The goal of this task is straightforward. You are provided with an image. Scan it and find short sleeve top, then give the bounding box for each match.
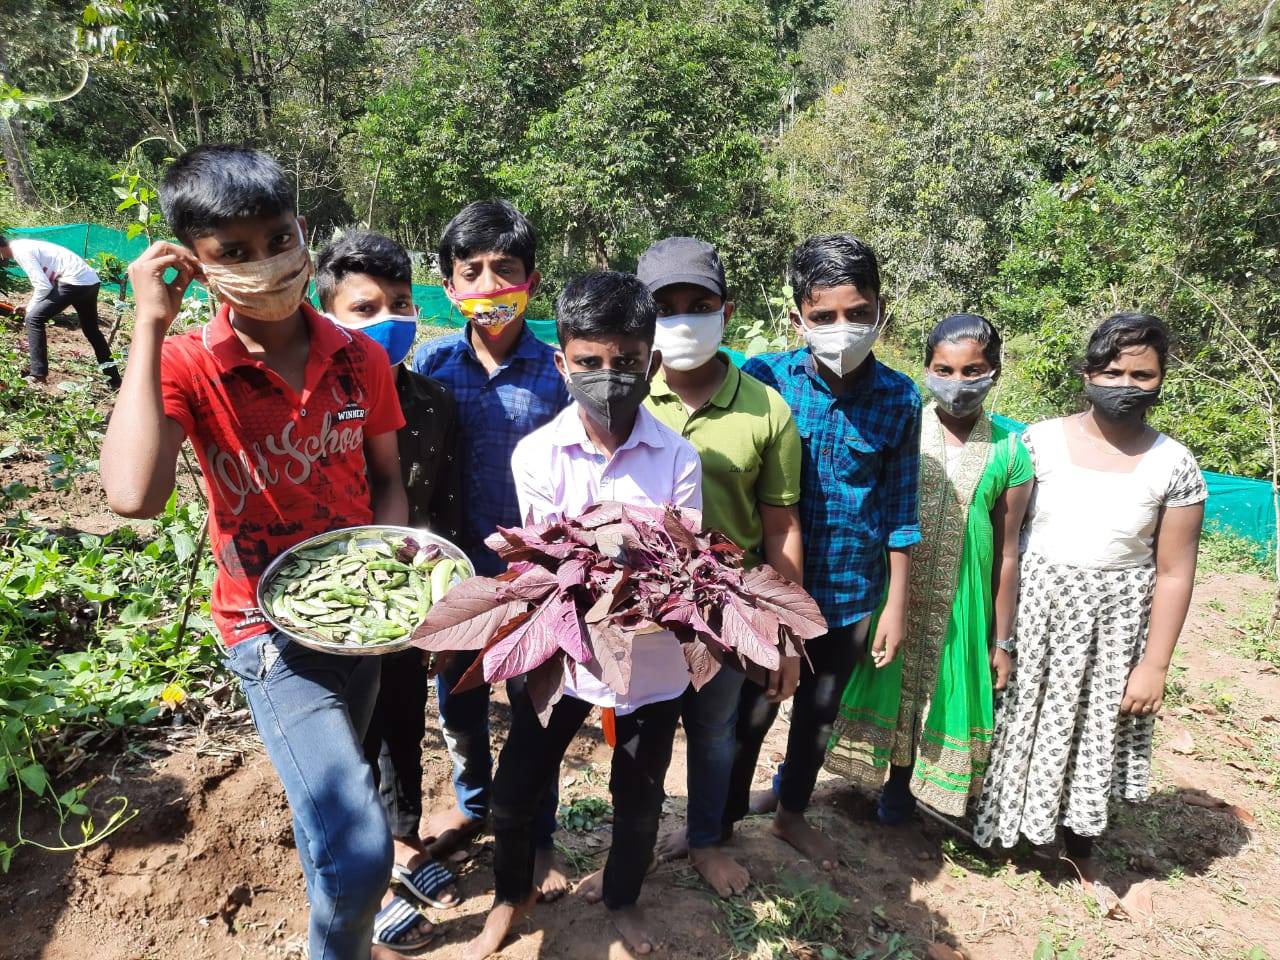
[1021,417,1208,569]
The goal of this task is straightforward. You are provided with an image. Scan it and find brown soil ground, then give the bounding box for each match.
[2,310,1278,960]
[0,571,1276,960]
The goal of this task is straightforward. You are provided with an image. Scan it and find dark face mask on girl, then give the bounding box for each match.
[565,361,654,434]
[1085,382,1161,420]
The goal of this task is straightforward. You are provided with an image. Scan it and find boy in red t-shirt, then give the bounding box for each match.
[102,145,408,960]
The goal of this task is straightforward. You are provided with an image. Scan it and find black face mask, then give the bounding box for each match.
[1085,382,1161,421]
[567,368,651,434]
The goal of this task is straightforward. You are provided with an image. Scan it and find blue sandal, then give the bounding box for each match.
[393,859,458,909]
[372,895,437,952]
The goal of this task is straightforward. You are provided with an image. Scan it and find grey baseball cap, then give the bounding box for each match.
[636,236,726,297]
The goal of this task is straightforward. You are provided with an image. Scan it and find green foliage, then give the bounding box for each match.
[0,497,220,870]
[27,146,118,212]
[1199,526,1277,579]
[557,795,612,831]
[717,872,851,959]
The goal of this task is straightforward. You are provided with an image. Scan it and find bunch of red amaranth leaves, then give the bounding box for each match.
[411,502,828,724]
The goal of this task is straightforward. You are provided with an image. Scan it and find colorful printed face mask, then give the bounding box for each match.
[202,227,313,323]
[327,311,418,366]
[654,309,725,371]
[448,280,532,336]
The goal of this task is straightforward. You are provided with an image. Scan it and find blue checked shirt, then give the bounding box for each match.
[742,348,921,629]
[410,324,569,575]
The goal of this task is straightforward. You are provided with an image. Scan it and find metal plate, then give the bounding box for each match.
[255,525,473,656]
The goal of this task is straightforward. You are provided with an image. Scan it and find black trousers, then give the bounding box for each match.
[491,679,681,909]
[361,648,427,838]
[724,619,866,825]
[24,281,117,381]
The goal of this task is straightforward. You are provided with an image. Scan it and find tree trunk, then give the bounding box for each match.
[0,40,39,207]
[0,117,39,207]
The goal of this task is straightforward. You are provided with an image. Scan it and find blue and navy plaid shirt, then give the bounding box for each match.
[410,323,569,575]
[742,348,921,629]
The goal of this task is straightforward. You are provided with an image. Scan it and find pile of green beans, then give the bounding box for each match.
[262,535,468,646]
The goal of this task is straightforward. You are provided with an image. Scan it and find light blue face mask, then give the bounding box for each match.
[330,313,418,366]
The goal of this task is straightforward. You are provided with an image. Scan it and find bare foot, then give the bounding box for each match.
[689,846,750,897]
[534,845,570,902]
[466,895,535,958]
[654,827,690,862]
[749,787,778,815]
[609,903,658,955]
[575,867,604,904]
[771,808,836,870]
[423,807,484,859]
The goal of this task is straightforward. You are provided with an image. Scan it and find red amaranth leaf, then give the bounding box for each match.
[526,655,567,726]
[497,566,560,602]
[683,639,722,690]
[662,506,700,554]
[483,592,585,683]
[451,606,533,694]
[411,577,513,651]
[721,595,780,671]
[740,566,828,639]
[555,556,592,592]
[584,621,632,694]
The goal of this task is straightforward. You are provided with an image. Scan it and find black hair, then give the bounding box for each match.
[555,271,657,346]
[925,313,1003,370]
[438,199,537,280]
[1083,312,1170,374]
[314,231,412,310]
[159,144,295,245]
[788,233,881,308]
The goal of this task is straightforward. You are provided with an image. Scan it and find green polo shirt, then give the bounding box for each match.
[645,353,802,567]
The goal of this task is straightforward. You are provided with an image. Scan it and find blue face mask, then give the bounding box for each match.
[331,313,418,366]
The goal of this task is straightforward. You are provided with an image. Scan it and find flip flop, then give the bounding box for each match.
[393,859,458,909]
[372,895,438,952]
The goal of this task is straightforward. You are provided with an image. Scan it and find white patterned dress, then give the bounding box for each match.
[973,418,1207,848]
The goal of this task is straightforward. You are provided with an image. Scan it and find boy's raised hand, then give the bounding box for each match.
[128,241,202,332]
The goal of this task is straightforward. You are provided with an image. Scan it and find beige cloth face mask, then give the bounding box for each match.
[202,228,314,322]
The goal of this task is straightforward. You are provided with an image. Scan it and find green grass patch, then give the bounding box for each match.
[718,873,854,959]
[1199,527,1277,579]
[558,795,612,831]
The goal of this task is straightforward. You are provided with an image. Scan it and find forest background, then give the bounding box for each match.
[2,0,1278,483]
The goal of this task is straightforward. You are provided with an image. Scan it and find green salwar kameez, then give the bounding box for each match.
[824,407,1033,816]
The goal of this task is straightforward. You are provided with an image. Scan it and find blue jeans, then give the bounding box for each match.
[225,632,393,960]
[436,650,558,845]
[681,665,745,848]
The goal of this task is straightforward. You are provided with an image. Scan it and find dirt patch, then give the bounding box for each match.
[1,573,1277,959]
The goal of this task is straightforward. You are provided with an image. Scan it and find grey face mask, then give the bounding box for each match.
[925,372,995,417]
[1085,382,1161,421]
[567,368,651,433]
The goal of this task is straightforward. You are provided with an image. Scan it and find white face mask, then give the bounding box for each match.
[802,312,881,377]
[654,309,724,371]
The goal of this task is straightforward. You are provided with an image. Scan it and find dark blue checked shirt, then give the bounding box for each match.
[410,323,569,575]
[742,348,921,629]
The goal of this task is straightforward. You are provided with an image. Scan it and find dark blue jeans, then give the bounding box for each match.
[436,650,557,844]
[680,664,746,848]
[224,631,392,960]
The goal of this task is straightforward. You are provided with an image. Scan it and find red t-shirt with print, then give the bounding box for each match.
[160,303,405,646]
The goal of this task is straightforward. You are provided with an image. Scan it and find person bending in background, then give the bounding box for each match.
[974,313,1206,902]
[472,271,699,957]
[732,234,922,869]
[0,233,120,388]
[100,145,407,960]
[316,230,461,953]
[825,314,1032,824]
[408,200,571,895]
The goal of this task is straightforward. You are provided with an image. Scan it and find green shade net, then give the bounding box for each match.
[8,224,1275,555]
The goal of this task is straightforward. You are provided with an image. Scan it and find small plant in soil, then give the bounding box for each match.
[558,795,612,831]
[718,872,851,959]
